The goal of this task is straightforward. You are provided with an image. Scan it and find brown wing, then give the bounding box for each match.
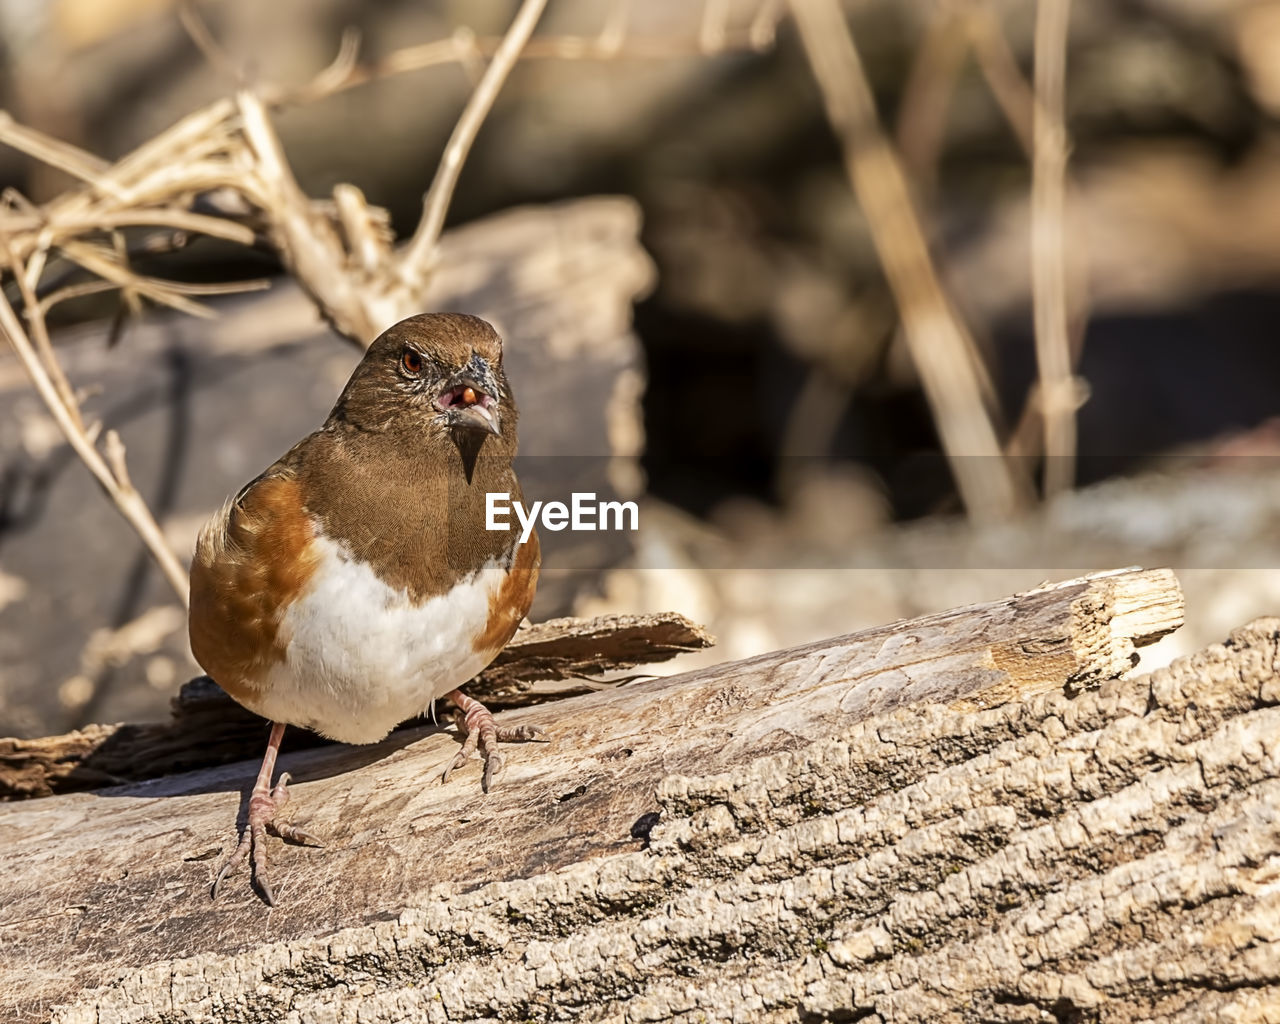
[472,527,541,659]
[188,469,320,707]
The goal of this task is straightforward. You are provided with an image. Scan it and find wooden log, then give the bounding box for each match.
[0,612,715,800]
[0,566,1225,1023]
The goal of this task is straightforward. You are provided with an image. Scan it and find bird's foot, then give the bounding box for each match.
[441,689,544,792]
[212,770,323,906]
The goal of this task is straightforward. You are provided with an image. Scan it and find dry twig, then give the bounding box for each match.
[1031,0,1076,496]
[0,0,783,344]
[904,0,1088,475]
[964,1,1036,156]
[0,256,191,604]
[404,0,551,277]
[895,5,971,189]
[896,1,1037,184]
[284,10,784,103]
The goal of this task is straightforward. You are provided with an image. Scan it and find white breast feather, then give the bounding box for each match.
[251,532,506,744]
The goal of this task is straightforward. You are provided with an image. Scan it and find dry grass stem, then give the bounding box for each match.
[301,28,363,101]
[57,240,212,318]
[896,6,970,188]
[1031,0,1075,496]
[0,281,190,605]
[950,2,1090,471]
[0,112,114,192]
[404,0,551,275]
[789,0,1027,522]
[965,2,1036,156]
[3,241,81,425]
[290,22,782,102]
[178,1,245,86]
[750,0,786,49]
[36,280,121,315]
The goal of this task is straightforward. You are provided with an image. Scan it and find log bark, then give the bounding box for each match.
[0,613,715,800]
[13,567,1277,1024]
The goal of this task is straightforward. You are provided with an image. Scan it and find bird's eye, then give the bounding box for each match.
[401,348,423,375]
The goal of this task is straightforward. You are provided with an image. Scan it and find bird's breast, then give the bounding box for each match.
[247,531,517,744]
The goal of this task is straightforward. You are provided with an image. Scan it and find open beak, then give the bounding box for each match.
[438,374,500,437]
[451,397,500,436]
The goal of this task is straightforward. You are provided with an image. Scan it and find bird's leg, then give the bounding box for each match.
[212,722,322,906]
[441,689,543,792]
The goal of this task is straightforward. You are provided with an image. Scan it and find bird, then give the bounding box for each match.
[188,312,540,905]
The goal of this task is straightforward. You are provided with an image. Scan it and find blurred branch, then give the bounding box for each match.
[789,0,1028,523]
[1031,0,1076,496]
[178,1,245,87]
[749,0,786,49]
[897,1,1037,185]
[303,27,363,99]
[965,1,1035,156]
[896,6,970,190]
[285,11,784,104]
[904,1,1087,474]
[404,0,550,276]
[598,0,633,54]
[0,112,112,190]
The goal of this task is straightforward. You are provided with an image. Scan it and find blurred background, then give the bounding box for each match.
[3,0,1280,739]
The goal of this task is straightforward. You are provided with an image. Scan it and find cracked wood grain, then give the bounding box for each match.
[0,612,714,801]
[0,567,1190,1022]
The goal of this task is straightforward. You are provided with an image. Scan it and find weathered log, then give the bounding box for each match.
[0,612,715,800]
[4,566,1251,1024]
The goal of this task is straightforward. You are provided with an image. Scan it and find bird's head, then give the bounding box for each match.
[329,313,516,461]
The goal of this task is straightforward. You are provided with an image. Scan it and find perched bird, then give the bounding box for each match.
[189,312,540,904]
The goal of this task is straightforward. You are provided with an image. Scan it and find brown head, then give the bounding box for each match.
[329,312,516,462]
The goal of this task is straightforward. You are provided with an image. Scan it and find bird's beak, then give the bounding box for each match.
[450,391,500,437]
[438,354,502,437]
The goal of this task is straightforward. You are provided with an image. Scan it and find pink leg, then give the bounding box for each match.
[441,690,543,793]
[212,722,322,906]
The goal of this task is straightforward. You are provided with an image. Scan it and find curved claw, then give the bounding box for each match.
[211,836,250,901]
[272,822,325,847]
[481,748,505,793]
[441,690,544,793]
[442,725,480,783]
[212,766,321,905]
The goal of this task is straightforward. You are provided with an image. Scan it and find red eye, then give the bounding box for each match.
[401,348,423,375]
